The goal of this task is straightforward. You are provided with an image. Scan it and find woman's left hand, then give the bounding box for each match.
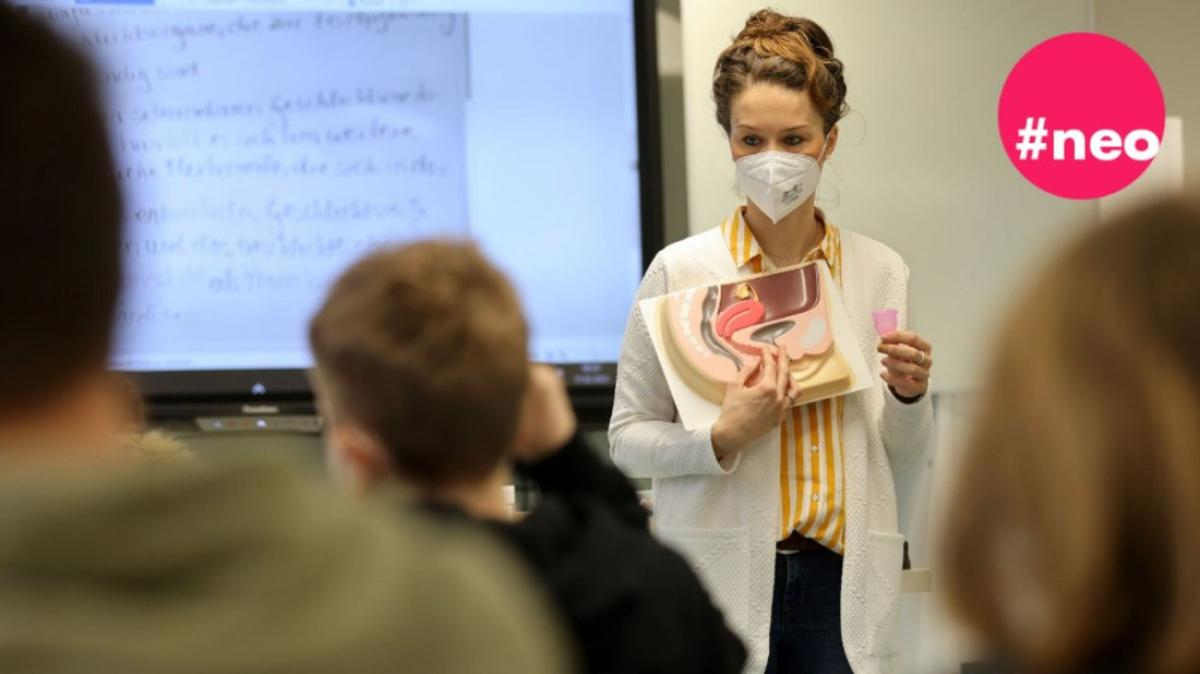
[876,331,932,400]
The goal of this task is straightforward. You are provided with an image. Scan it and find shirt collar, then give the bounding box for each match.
[720,207,840,272]
[719,207,761,268]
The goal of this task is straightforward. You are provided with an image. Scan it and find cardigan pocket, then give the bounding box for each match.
[865,530,904,658]
[656,525,750,632]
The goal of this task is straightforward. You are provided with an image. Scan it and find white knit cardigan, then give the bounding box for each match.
[608,225,933,674]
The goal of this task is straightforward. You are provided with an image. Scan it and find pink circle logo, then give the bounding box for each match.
[998,33,1165,200]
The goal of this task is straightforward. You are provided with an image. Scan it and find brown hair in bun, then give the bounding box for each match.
[713,9,848,134]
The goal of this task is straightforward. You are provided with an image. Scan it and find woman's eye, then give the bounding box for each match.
[784,135,805,146]
[742,135,760,146]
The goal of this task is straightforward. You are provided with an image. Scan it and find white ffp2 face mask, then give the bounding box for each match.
[735,142,828,223]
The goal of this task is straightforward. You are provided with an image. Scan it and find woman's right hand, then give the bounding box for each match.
[710,346,801,461]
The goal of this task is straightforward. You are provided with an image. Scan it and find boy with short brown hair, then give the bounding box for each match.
[311,240,748,674]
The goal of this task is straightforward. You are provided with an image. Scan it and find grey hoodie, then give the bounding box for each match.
[0,459,572,674]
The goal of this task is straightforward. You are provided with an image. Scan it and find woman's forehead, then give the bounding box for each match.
[730,83,819,129]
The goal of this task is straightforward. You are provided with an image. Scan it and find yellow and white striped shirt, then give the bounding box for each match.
[719,207,846,554]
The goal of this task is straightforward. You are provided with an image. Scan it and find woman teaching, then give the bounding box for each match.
[609,10,934,674]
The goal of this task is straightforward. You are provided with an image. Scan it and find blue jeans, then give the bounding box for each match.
[765,548,853,674]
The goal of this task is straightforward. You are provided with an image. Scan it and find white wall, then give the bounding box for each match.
[895,392,986,673]
[679,0,1097,392]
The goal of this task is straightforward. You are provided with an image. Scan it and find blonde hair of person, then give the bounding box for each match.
[940,198,1200,674]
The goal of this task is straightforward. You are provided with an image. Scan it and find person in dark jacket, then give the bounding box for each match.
[309,240,748,674]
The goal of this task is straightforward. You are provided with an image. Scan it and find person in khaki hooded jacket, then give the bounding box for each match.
[0,5,571,673]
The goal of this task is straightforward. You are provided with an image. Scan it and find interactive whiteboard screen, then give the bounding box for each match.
[24,0,647,385]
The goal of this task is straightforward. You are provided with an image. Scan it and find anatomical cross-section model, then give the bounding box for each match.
[656,262,854,406]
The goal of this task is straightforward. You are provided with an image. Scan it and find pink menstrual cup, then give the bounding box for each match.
[872,309,898,336]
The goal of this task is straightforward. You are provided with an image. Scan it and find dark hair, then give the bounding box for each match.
[310,241,530,487]
[940,198,1200,674]
[713,9,848,134]
[0,3,122,413]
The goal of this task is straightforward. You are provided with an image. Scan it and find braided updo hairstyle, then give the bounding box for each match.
[713,9,848,135]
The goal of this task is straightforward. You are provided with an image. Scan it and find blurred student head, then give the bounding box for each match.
[940,198,1200,674]
[0,2,127,454]
[309,240,550,500]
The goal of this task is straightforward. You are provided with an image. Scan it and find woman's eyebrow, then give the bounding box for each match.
[731,123,813,132]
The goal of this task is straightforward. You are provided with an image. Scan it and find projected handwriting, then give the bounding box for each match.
[34,7,469,346]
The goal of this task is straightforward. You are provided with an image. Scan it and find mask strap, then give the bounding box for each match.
[815,130,833,163]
